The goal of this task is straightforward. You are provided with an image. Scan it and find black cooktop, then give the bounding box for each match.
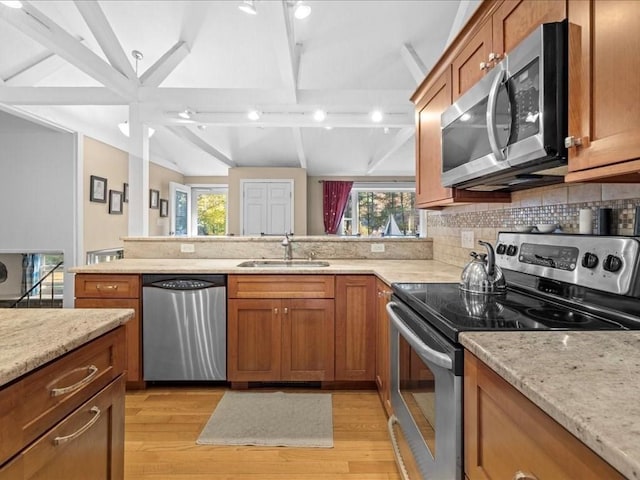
[392,282,630,343]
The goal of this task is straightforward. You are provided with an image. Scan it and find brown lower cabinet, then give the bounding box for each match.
[375,278,392,416]
[0,327,126,480]
[464,351,624,479]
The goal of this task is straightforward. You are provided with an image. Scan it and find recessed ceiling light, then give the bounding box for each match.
[178,109,193,119]
[313,110,326,122]
[248,110,261,121]
[238,0,257,15]
[293,1,311,19]
[118,121,155,137]
[371,110,383,123]
[0,1,23,8]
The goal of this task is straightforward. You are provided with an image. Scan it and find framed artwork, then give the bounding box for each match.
[159,199,168,217]
[123,183,129,203]
[89,175,107,203]
[109,190,123,214]
[149,189,160,209]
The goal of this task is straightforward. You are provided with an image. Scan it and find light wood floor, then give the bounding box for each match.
[125,387,401,480]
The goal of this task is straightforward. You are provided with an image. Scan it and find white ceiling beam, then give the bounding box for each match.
[367,127,414,174]
[74,1,138,81]
[400,43,427,84]
[0,86,127,104]
[292,127,306,169]
[140,41,190,87]
[446,0,474,47]
[165,126,236,168]
[0,2,134,99]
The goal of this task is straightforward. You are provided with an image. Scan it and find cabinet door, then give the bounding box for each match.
[464,353,624,480]
[335,275,376,381]
[565,0,640,182]
[452,20,492,101]
[492,0,566,55]
[375,279,392,417]
[0,375,125,480]
[415,68,453,207]
[75,299,140,385]
[281,299,335,381]
[227,299,281,381]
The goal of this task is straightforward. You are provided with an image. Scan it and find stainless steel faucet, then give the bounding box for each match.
[282,233,293,260]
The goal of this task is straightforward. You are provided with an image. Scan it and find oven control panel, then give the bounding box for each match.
[494,232,640,296]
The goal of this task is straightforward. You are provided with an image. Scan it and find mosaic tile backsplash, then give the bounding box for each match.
[426,183,640,267]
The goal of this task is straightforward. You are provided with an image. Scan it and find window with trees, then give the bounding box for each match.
[340,183,419,237]
[192,186,228,236]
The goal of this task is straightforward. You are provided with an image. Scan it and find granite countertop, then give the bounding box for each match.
[460,331,640,480]
[0,308,134,387]
[69,258,463,285]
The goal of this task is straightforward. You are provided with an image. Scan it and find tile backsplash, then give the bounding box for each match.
[427,183,640,267]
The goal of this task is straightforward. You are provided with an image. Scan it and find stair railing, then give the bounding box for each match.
[10,261,64,308]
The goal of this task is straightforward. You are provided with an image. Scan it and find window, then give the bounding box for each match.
[191,186,228,236]
[22,253,64,297]
[340,183,419,237]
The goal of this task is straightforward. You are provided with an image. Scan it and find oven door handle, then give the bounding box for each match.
[387,302,453,371]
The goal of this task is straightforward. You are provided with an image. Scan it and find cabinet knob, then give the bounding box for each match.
[274,308,278,315]
[480,61,490,71]
[488,52,503,62]
[513,471,538,480]
[283,307,288,314]
[564,136,583,148]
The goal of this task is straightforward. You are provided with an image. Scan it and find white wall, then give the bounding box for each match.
[0,129,78,307]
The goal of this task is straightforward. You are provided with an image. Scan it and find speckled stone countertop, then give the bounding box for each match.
[0,309,134,387]
[460,331,640,480]
[69,259,462,285]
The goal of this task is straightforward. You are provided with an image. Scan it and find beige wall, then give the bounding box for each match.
[149,163,185,236]
[227,167,307,236]
[307,176,416,235]
[83,137,129,256]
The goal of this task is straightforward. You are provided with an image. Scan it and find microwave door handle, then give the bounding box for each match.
[387,302,453,371]
[486,68,507,162]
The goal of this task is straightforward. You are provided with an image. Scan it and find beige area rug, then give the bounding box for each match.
[196,391,333,448]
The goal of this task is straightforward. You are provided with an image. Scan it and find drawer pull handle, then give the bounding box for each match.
[53,406,101,445]
[51,365,99,397]
[96,284,118,291]
[513,471,538,480]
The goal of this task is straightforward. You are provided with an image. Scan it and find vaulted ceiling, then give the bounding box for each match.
[0,0,479,177]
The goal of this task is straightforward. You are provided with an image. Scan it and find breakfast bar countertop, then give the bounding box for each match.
[460,331,640,480]
[0,308,134,387]
[69,258,463,285]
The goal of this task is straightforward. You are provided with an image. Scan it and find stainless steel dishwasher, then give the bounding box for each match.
[142,274,226,381]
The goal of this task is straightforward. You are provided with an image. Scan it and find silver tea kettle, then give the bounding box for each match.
[460,240,506,294]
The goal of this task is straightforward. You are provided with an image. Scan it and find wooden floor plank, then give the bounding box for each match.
[124,387,400,479]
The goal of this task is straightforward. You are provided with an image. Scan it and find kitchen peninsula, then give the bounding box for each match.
[0,308,133,479]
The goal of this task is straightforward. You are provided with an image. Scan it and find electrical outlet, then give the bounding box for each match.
[180,243,195,253]
[461,231,475,249]
[371,243,385,253]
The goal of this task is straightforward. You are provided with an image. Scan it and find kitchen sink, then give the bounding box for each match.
[236,260,330,268]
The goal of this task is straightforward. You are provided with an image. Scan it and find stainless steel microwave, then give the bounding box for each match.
[441,21,568,192]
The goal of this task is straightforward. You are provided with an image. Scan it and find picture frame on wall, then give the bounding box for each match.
[109,190,123,214]
[160,199,168,217]
[123,183,129,203]
[89,175,107,203]
[149,189,160,209]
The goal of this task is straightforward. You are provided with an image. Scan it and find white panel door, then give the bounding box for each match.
[243,183,267,235]
[242,181,293,235]
[268,182,291,235]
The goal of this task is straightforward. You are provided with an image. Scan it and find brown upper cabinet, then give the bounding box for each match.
[564,0,640,183]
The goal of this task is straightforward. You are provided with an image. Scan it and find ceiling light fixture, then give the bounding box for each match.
[238,0,257,15]
[0,1,23,8]
[313,110,326,122]
[178,109,193,119]
[247,110,261,121]
[371,110,384,123]
[293,1,311,19]
[118,121,155,138]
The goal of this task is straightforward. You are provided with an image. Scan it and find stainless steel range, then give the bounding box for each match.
[386,232,640,480]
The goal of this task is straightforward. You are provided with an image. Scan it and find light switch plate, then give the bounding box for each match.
[180,243,195,253]
[371,243,385,253]
[461,230,475,249]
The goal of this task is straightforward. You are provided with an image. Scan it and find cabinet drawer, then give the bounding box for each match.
[0,374,125,480]
[0,327,126,466]
[228,275,335,298]
[75,274,139,299]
